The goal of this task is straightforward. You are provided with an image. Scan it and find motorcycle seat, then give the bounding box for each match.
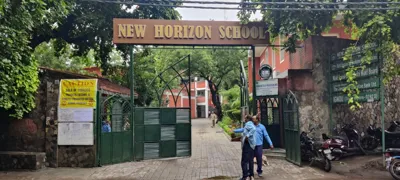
[386,148,400,152]
[330,136,348,141]
[385,130,400,135]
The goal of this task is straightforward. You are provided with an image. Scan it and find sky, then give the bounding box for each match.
[176,0,262,21]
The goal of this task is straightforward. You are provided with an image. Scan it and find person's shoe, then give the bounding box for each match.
[258,173,263,177]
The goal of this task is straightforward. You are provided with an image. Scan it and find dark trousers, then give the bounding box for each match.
[241,141,254,178]
[254,145,263,174]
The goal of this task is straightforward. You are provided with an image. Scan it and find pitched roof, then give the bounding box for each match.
[39,67,138,97]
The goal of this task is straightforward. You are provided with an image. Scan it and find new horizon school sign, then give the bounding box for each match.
[113,18,269,45]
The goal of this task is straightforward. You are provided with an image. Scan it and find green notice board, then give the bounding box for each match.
[329,43,381,104]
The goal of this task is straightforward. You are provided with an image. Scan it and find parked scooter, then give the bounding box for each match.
[385,148,400,180]
[322,123,366,160]
[300,131,332,172]
[361,121,400,150]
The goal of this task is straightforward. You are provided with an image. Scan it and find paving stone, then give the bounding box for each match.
[0,119,389,180]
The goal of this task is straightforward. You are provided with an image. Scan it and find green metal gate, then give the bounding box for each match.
[283,91,301,166]
[133,54,192,160]
[133,107,191,160]
[259,97,282,148]
[98,94,133,165]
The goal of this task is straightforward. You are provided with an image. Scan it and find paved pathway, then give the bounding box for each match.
[0,119,386,180]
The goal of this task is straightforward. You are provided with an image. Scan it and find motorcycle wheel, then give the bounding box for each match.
[323,156,332,172]
[390,159,400,180]
[361,136,378,150]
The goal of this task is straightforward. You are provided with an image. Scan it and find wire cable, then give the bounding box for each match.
[79,0,400,11]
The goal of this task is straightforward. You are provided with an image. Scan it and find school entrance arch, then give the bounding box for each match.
[96,18,300,166]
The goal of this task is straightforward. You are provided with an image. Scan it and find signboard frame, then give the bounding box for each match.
[255,79,278,97]
[113,18,269,45]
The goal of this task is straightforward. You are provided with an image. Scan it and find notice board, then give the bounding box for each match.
[59,79,98,108]
[58,123,94,145]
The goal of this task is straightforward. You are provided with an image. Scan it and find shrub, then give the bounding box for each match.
[221,115,233,126]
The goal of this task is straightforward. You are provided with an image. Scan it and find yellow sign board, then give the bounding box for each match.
[59,79,98,108]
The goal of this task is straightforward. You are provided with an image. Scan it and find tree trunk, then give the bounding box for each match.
[207,80,223,122]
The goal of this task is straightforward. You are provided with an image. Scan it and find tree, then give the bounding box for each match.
[221,85,242,123]
[1,0,182,118]
[107,47,158,106]
[30,1,182,76]
[239,0,400,109]
[33,39,96,73]
[0,0,70,118]
[149,48,247,120]
[238,0,335,53]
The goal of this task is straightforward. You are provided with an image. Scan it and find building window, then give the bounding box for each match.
[280,35,285,63]
[272,48,276,69]
[197,90,205,96]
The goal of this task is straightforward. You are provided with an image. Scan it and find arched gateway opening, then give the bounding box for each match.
[96,18,299,166]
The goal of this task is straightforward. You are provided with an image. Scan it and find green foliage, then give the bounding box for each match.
[239,1,400,110]
[30,1,182,76]
[341,8,400,110]
[0,0,70,118]
[141,48,246,117]
[221,85,243,121]
[33,39,96,73]
[218,117,241,138]
[238,0,336,53]
[221,116,233,126]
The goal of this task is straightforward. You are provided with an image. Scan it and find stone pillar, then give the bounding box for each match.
[45,80,59,167]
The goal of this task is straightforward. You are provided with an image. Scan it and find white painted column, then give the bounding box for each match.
[205,80,209,118]
[180,91,183,107]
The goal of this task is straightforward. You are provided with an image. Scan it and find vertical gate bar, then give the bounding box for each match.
[188,54,192,156]
[240,81,243,107]
[130,46,135,161]
[251,46,257,115]
[328,54,333,135]
[379,43,385,163]
[96,91,101,166]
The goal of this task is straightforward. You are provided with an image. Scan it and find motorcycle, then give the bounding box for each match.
[300,131,332,172]
[361,121,400,150]
[322,123,366,160]
[385,148,400,180]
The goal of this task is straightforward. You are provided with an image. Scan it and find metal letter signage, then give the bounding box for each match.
[259,64,273,80]
[113,19,269,45]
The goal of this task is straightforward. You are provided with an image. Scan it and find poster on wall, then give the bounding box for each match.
[58,108,94,122]
[58,79,98,108]
[256,79,278,96]
[58,123,94,145]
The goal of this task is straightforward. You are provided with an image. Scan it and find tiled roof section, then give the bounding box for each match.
[99,78,137,96]
[83,67,102,77]
[39,67,138,96]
